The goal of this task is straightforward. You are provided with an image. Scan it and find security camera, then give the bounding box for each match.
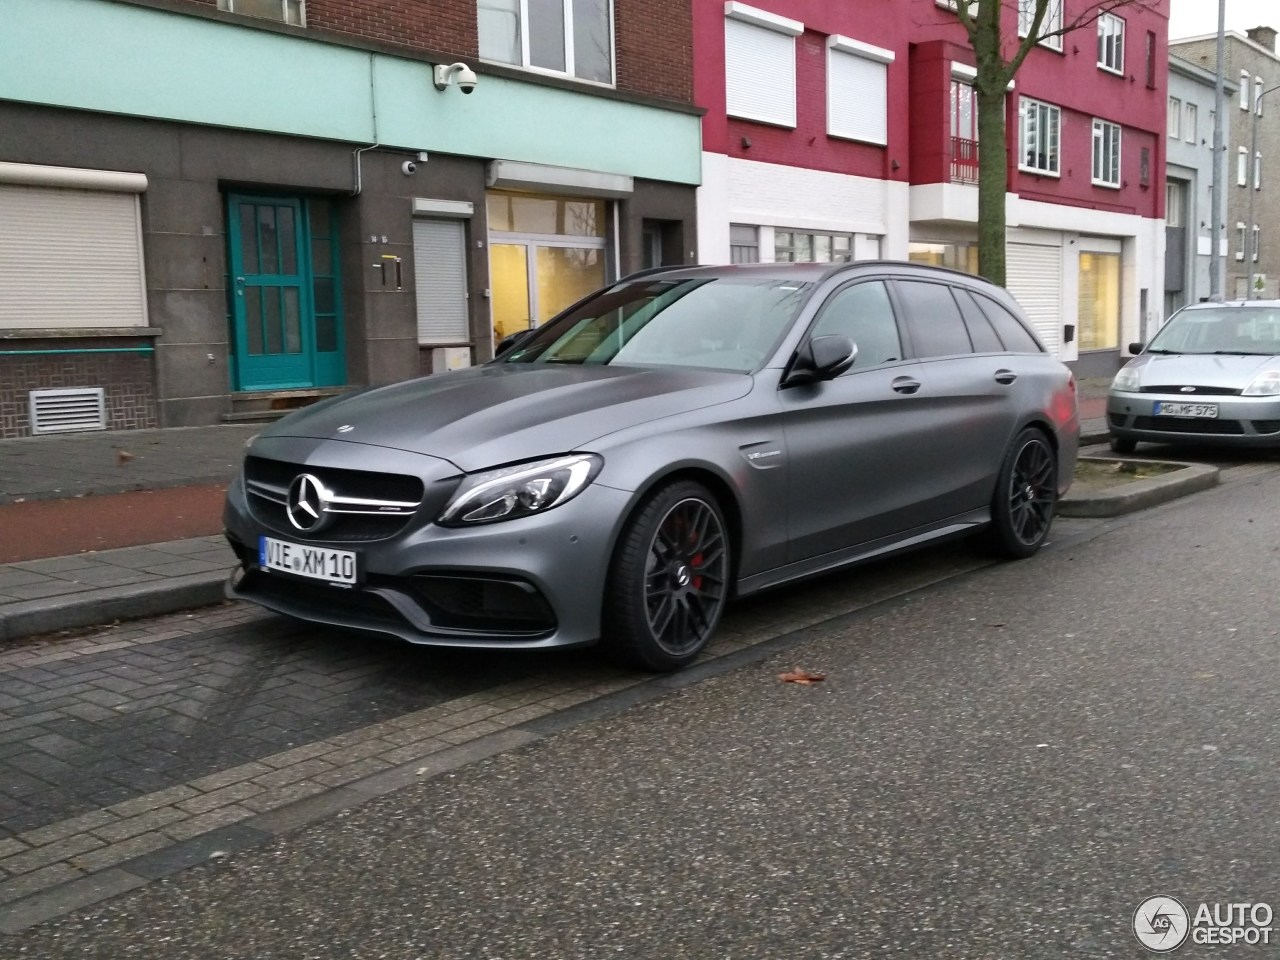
[401,160,417,176]
[434,62,478,94]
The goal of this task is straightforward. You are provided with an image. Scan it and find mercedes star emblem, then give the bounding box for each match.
[286,474,331,533]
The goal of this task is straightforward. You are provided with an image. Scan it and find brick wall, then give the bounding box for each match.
[174,0,691,103]
[0,347,158,438]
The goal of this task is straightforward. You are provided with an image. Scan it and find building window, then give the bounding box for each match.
[1254,225,1261,262]
[1078,252,1121,350]
[478,0,613,84]
[1018,0,1062,50]
[1167,97,1181,139]
[1166,180,1185,227]
[1241,70,1251,110]
[775,230,854,263]
[950,79,980,183]
[729,224,759,263]
[1145,31,1156,88]
[1235,223,1246,260]
[1092,119,1121,188]
[1239,147,1249,186]
[217,0,304,25]
[827,36,893,145]
[1256,77,1266,116]
[1256,151,1262,189]
[723,3,803,127]
[1019,98,1061,175]
[1185,103,1197,143]
[1098,13,1124,74]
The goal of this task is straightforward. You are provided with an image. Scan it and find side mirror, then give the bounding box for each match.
[783,335,857,387]
[1127,341,1144,355]
[495,327,537,358]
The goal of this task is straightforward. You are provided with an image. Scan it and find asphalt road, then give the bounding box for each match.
[8,456,1280,958]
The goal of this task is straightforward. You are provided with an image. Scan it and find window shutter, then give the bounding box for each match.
[413,219,469,345]
[1006,243,1063,356]
[828,50,888,144]
[0,185,146,330]
[725,19,797,127]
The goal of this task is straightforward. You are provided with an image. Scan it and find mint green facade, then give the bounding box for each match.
[1,0,701,185]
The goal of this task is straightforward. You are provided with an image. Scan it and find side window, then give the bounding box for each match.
[954,289,1006,352]
[809,280,903,369]
[972,292,1044,353]
[893,280,973,358]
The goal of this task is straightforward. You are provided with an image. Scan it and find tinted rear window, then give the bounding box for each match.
[954,290,1006,352]
[894,280,973,358]
[972,292,1043,353]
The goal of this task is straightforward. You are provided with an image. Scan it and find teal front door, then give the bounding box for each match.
[227,194,345,391]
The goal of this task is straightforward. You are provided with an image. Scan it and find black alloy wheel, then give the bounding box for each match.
[985,428,1058,559]
[603,481,730,672]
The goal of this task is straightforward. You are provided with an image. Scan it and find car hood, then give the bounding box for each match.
[1127,352,1280,389]
[259,364,752,472]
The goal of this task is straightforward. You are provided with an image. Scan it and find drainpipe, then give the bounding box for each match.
[351,53,380,196]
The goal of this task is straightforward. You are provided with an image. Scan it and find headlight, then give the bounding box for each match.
[438,454,603,526]
[1243,370,1280,396]
[1112,366,1141,392]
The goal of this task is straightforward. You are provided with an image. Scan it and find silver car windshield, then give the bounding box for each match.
[501,277,813,372]
[1147,307,1280,355]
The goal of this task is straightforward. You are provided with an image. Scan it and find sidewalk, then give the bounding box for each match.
[0,390,1112,645]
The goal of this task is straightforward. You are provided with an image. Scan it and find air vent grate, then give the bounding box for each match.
[29,388,107,435]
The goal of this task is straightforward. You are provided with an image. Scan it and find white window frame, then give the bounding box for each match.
[477,0,616,85]
[826,35,894,145]
[1236,223,1246,260]
[1097,12,1124,74]
[724,2,804,128]
[1185,102,1197,143]
[1253,224,1261,262]
[1091,118,1121,188]
[1255,151,1263,189]
[1019,97,1061,176]
[1018,0,1063,52]
[1238,147,1249,186]
[1167,97,1181,139]
[1241,70,1251,110]
[1257,77,1266,116]
[217,0,305,25]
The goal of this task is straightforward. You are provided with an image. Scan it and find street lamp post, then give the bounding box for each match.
[1248,82,1280,299]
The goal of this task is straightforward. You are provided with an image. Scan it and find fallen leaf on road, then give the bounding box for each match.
[779,668,826,685]
[117,450,135,465]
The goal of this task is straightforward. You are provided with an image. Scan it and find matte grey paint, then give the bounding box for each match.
[224,261,1080,651]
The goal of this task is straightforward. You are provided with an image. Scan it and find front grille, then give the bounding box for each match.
[1139,385,1242,396]
[1132,416,1245,435]
[240,569,404,627]
[244,456,434,543]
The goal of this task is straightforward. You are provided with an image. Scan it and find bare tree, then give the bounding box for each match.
[949,0,1160,286]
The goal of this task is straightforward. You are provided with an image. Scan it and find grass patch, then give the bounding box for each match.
[1072,457,1181,492]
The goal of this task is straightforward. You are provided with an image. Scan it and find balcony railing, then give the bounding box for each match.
[951,136,980,184]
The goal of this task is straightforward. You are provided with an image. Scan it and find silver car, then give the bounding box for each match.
[224,262,1079,671]
[1108,300,1280,453]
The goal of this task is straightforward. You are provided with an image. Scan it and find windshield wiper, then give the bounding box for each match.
[1143,348,1176,354]
[1211,350,1274,355]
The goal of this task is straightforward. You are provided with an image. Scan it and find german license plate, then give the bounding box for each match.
[1154,401,1218,418]
[259,536,358,584]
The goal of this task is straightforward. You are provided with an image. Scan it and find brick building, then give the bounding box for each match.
[0,0,701,437]
[694,0,1171,376]
[1171,26,1280,301]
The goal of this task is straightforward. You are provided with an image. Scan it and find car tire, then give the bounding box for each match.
[982,427,1058,560]
[602,481,730,672]
[1109,435,1137,454]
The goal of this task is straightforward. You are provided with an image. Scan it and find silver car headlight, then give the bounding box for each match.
[1243,370,1280,396]
[1112,366,1141,392]
[438,454,603,526]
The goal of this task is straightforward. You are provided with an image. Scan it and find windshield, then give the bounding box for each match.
[499,277,813,373]
[1147,307,1280,355]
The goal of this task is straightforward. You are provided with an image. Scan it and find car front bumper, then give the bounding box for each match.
[1107,390,1280,447]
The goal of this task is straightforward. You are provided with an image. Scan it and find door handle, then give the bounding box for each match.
[234,276,246,297]
[994,369,1017,385]
[891,376,921,394]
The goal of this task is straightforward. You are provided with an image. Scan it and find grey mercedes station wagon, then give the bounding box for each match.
[224,262,1079,671]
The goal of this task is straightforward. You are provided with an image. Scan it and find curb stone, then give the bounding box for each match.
[1059,457,1220,518]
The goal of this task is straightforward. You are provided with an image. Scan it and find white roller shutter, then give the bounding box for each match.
[0,185,146,330]
[413,218,469,345]
[725,18,798,127]
[828,43,891,145]
[1006,242,1063,357]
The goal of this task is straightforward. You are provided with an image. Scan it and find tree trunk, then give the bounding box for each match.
[976,83,1009,287]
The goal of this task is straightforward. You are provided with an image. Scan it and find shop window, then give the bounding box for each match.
[1078,252,1121,350]
[909,242,979,274]
[775,230,854,263]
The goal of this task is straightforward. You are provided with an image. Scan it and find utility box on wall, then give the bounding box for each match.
[431,346,472,372]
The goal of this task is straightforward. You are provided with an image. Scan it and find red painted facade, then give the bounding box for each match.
[693,0,1170,219]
